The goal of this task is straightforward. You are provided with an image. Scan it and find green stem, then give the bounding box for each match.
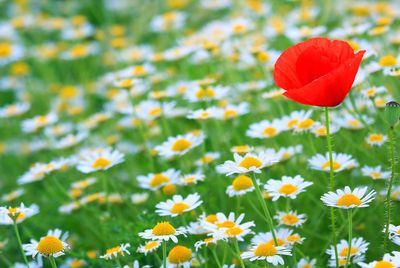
[344,209,353,268]
[211,248,222,268]
[49,256,57,268]
[116,258,123,268]
[383,128,396,254]
[163,241,167,268]
[325,107,339,268]
[233,239,245,268]
[13,220,30,268]
[251,174,278,246]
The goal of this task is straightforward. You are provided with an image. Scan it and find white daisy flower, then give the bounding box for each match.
[155,193,203,217]
[179,172,205,186]
[23,229,69,259]
[137,240,161,255]
[365,133,387,146]
[21,112,58,133]
[326,237,369,260]
[100,243,130,260]
[187,107,219,120]
[187,221,210,235]
[361,165,391,180]
[241,231,292,264]
[264,175,313,201]
[196,152,221,165]
[226,175,255,197]
[246,119,286,139]
[76,149,124,173]
[130,193,150,205]
[308,152,357,173]
[0,102,30,118]
[2,188,25,202]
[155,133,205,158]
[216,151,278,176]
[358,251,400,268]
[215,103,249,120]
[194,237,218,251]
[361,86,387,98]
[274,211,307,227]
[321,186,376,209]
[298,258,317,268]
[137,168,180,191]
[135,100,177,121]
[335,114,374,130]
[139,221,186,243]
[311,122,340,137]
[184,85,230,102]
[0,203,39,225]
[276,145,303,161]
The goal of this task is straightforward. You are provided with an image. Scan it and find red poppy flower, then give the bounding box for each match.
[273,37,365,107]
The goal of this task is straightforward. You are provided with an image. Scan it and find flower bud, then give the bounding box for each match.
[385,101,400,128]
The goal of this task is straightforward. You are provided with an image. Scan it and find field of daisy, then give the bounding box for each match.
[2,0,400,267]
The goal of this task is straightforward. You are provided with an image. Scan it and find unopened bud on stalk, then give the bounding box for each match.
[385,101,400,129]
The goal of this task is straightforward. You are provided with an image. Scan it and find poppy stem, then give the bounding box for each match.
[383,127,395,254]
[13,219,30,268]
[344,209,353,268]
[251,173,278,246]
[325,107,339,268]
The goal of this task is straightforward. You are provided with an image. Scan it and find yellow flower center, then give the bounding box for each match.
[287,235,300,242]
[71,45,87,57]
[297,119,314,129]
[144,241,159,250]
[287,119,298,128]
[369,134,384,142]
[106,246,121,255]
[0,43,12,57]
[302,265,311,268]
[204,237,215,243]
[257,51,270,62]
[216,220,235,229]
[370,172,382,178]
[336,194,362,207]
[339,247,358,257]
[37,236,64,255]
[322,161,341,170]
[262,127,277,136]
[170,202,190,214]
[268,238,285,246]
[92,158,111,169]
[171,139,192,152]
[348,120,359,127]
[5,105,18,116]
[168,245,192,264]
[232,175,253,191]
[282,214,299,225]
[35,116,48,125]
[366,88,375,96]
[223,110,238,118]
[348,41,360,52]
[373,261,394,268]
[238,157,262,169]
[225,227,243,236]
[254,243,278,257]
[233,24,245,33]
[70,260,85,267]
[152,222,176,236]
[379,55,397,66]
[150,174,170,188]
[234,145,249,153]
[162,184,177,195]
[279,184,298,195]
[206,214,217,223]
[149,107,162,117]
